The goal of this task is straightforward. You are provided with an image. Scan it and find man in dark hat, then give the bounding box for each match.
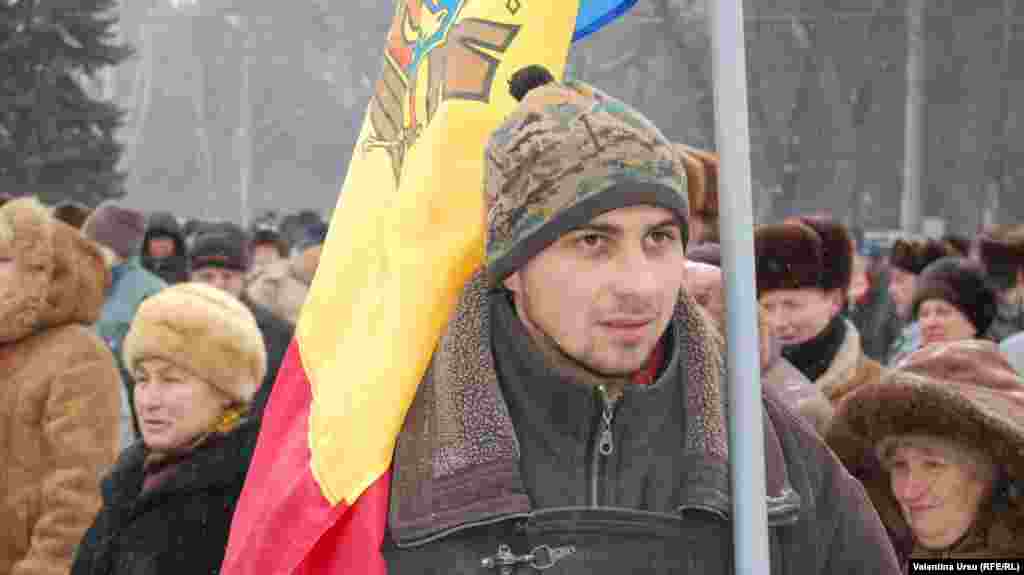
[189,223,293,414]
[140,211,190,284]
[379,66,897,574]
[755,217,885,407]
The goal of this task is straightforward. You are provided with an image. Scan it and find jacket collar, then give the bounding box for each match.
[389,271,802,546]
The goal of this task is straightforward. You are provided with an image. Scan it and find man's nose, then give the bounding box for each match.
[610,248,662,298]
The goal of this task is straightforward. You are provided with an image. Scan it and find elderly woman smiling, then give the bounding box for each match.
[71,283,267,575]
[828,340,1024,563]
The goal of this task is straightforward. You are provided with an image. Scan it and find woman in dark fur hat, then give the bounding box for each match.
[756,217,884,412]
[911,257,998,349]
[828,340,1024,566]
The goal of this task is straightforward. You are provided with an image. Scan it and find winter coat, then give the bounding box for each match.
[763,356,834,435]
[239,295,294,414]
[0,200,121,575]
[94,261,166,447]
[139,212,189,285]
[382,272,900,574]
[987,295,1024,343]
[848,265,903,362]
[70,418,259,575]
[827,340,1024,566]
[811,320,886,406]
[243,257,309,325]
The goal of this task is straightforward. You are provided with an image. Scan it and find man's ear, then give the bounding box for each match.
[503,271,522,295]
[827,288,845,316]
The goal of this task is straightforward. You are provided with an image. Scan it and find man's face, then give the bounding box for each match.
[683,261,725,331]
[147,237,176,259]
[759,288,841,347]
[190,266,245,298]
[889,267,916,319]
[503,205,686,376]
[251,243,282,268]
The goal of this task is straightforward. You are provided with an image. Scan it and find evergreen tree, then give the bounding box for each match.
[0,0,131,206]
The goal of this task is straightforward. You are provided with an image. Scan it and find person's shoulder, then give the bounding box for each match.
[244,297,294,334]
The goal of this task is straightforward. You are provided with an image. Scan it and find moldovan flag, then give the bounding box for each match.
[221,1,637,573]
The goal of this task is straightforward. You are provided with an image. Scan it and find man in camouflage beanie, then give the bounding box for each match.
[382,65,899,574]
[484,65,690,287]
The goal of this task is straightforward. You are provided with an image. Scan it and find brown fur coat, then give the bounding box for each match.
[0,199,121,575]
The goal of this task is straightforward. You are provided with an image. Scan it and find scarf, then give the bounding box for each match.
[783,314,847,382]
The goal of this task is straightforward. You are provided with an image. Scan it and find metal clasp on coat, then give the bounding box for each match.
[481,543,576,573]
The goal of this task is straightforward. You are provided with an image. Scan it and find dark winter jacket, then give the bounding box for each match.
[382,273,900,574]
[240,295,293,414]
[140,212,189,285]
[848,265,903,362]
[70,418,259,575]
[987,295,1024,343]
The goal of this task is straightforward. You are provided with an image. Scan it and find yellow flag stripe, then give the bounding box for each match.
[297,2,580,506]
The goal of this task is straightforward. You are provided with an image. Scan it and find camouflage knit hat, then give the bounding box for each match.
[484,65,689,286]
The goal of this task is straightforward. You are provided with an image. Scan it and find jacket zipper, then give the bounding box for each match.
[589,384,618,508]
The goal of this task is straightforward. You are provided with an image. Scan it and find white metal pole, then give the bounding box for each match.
[900,0,925,234]
[708,0,771,573]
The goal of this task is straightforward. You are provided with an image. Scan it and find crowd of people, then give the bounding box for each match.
[0,64,1022,574]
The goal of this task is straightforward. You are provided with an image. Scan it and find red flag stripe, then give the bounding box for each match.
[222,342,389,574]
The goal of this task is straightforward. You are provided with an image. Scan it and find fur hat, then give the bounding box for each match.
[674,143,719,220]
[191,223,250,271]
[888,237,960,275]
[484,65,689,286]
[828,340,1024,550]
[81,201,147,260]
[123,282,266,404]
[787,215,854,293]
[977,224,1024,290]
[0,198,109,343]
[912,257,998,335]
[51,200,92,230]
[754,222,824,297]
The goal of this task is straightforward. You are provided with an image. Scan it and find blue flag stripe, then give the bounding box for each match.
[573,0,638,42]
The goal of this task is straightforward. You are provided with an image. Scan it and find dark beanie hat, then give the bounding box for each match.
[81,201,147,259]
[889,237,960,275]
[484,65,689,287]
[912,257,997,335]
[191,223,250,271]
[787,215,854,293]
[754,222,824,297]
[687,242,721,268]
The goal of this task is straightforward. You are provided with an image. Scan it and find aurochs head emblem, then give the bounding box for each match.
[367,0,521,185]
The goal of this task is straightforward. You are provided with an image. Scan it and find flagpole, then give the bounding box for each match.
[708,0,771,573]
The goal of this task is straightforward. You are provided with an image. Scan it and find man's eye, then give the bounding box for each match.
[649,230,678,244]
[577,234,607,249]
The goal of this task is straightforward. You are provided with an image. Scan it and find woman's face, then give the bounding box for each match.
[133,358,229,452]
[889,268,917,320]
[759,288,841,347]
[918,299,977,346]
[887,443,994,550]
